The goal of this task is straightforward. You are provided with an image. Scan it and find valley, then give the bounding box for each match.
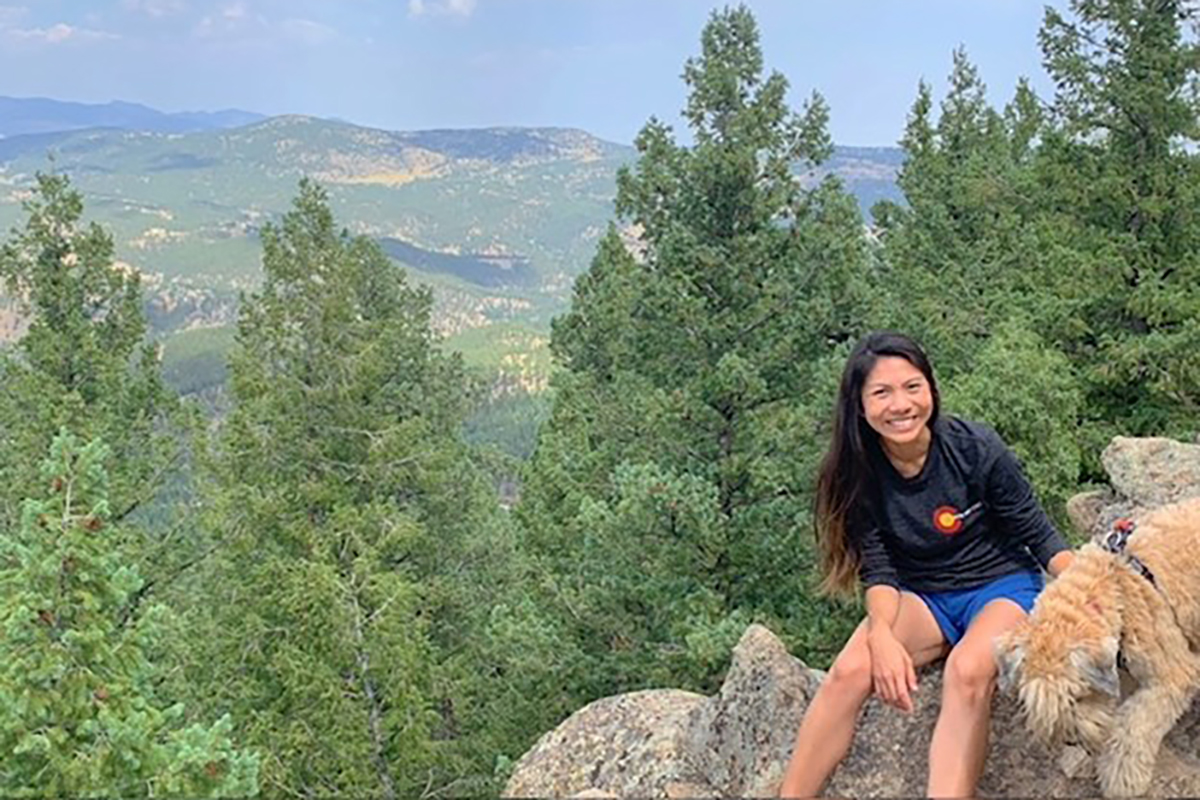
[0,108,904,399]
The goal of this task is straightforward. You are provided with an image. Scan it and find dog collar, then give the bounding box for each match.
[1101,518,1156,586]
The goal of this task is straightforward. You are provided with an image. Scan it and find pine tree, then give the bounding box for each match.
[0,172,192,583]
[873,51,1047,373]
[942,318,1083,520]
[178,180,526,796]
[870,50,1091,512]
[1035,0,1200,444]
[520,4,873,696]
[0,431,257,797]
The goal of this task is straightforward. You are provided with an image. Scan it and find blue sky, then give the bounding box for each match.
[0,0,1055,146]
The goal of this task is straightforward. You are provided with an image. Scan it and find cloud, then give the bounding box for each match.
[191,5,337,47]
[0,5,118,45]
[4,21,119,44]
[122,0,187,17]
[408,0,476,18]
[194,1,267,39]
[281,17,338,45]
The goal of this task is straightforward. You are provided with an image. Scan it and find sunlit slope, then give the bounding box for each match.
[0,116,630,294]
[0,116,903,396]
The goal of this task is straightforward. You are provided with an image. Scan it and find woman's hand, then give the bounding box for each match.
[867,625,918,713]
[1047,549,1075,578]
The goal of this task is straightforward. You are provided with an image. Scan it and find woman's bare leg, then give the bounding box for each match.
[926,599,1026,799]
[779,592,946,798]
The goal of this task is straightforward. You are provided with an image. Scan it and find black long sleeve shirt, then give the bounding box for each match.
[853,416,1069,593]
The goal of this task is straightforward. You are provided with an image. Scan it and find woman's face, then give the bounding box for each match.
[861,356,934,449]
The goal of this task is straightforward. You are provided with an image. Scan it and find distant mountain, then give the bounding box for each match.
[0,114,627,175]
[0,113,904,308]
[0,113,904,394]
[822,146,906,213]
[0,115,634,324]
[0,96,264,138]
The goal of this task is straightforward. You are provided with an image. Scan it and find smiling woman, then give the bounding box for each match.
[778,330,1075,799]
[860,354,935,474]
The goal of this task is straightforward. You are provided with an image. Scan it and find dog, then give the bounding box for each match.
[994,496,1200,797]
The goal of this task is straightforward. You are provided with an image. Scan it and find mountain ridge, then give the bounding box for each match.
[0,100,906,397]
[0,95,264,138]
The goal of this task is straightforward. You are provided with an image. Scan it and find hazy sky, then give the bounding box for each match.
[0,0,1056,146]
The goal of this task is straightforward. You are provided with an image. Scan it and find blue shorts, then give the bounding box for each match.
[907,571,1043,646]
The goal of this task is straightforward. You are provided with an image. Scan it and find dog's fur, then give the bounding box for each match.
[995,496,1200,797]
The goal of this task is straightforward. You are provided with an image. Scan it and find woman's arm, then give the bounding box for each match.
[864,584,918,712]
[856,518,900,590]
[851,519,919,710]
[865,583,901,633]
[985,443,1072,570]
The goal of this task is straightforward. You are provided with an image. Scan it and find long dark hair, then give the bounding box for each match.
[815,332,940,597]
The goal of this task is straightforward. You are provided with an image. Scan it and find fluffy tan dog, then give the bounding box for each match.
[995,496,1200,798]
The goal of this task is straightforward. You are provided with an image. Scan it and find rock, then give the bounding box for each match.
[503,624,809,799]
[506,620,1200,798]
[663,782,712,798]
[1058,745,1091,779]
[502,689,714,798]
[678,625,823,797]
[1065,488,1114,537]
[1101,436,1200,510]
[824,666,1076,798]
[1071,436,1200,546]
[503,625,1078,797]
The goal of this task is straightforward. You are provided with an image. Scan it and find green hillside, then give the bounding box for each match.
[0,116,629,287]
[0,116,903,397]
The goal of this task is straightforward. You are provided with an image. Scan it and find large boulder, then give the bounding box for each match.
[822,665,1068,797]
[505,624,1200,797]
[677,625,822,797]
[1101,436,1200,512]
[502,689,712,799]
[1067,436,1200,540]
[505,436,1200,797]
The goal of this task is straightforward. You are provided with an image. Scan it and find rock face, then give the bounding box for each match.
[504,436,1200,798]
[502,689,710,799]
[677,625,823,797]
[1068,437,1200,542]
[1103,436,1200,509]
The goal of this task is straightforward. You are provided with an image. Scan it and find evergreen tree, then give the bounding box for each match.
[870,52,1087,508]
[873,52,1046,374]
[871,1,1200,505]
[520,4,874,696]
[0,431,257,797]
[0,173,192,582]
[179,180,534,796]
[942,319,1083,522]
[1035,0,1200,446]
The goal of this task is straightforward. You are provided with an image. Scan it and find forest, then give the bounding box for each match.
[1,0,1198,796]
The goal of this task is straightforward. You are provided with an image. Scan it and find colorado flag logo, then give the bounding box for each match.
[933,501,984,536]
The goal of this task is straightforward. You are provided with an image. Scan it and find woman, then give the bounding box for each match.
[778,332,1074,799]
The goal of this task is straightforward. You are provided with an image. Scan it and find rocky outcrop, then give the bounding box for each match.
[506,623,1200,798]
[678,625,822,798]
[504,624,1098,798]
[1103,436,1200,509]
[502,689,710,798]
[504,435,1200,797]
